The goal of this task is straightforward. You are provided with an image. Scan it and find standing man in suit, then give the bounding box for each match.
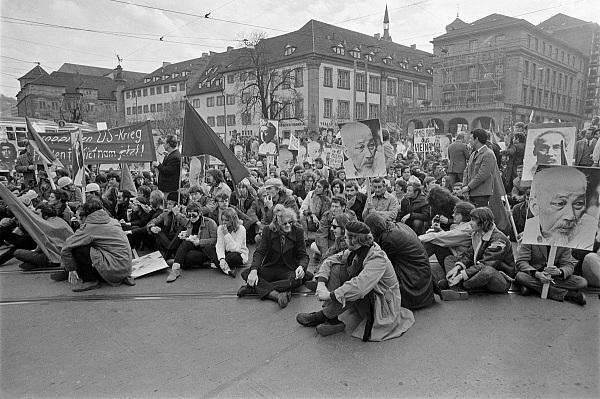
[447,132,470,186]
[152,135,181,193]
[462,129,496,207]
[574,126,596,166]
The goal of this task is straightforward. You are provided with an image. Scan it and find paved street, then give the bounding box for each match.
[1,247,599,399]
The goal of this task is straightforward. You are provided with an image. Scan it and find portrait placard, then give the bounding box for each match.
[339,119,386,178]
[522,165,600,250]
[258,119,279,155]
[522,123,576,182]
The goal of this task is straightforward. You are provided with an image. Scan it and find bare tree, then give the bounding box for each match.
[236,31,304,122]
[150,96,185,139]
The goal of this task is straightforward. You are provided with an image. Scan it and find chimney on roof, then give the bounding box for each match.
[202,52,208,57]
[374,33,380,40]
[227,46,233,53]
[411,44,416,49]
[163,62,171,67]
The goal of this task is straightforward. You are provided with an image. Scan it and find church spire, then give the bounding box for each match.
[383,4,391,41]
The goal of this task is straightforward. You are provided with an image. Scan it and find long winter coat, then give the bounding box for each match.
[61,209,132,286]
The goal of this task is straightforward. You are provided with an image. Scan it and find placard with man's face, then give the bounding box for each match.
[522,165,600,250]
[339,119,386,178]
[0,141,17,172]
[522,123,576,181]
[258,119,279,156]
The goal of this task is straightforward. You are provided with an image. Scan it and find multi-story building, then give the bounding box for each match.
[538,14,600,121]
[425,13,588,135]
[187,11,434,145]
[16,64,145,127]
[122,54,213,134]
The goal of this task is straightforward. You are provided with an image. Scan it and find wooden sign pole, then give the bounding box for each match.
[541,245,558,299]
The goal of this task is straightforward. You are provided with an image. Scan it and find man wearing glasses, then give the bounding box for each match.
[340,122,386,179]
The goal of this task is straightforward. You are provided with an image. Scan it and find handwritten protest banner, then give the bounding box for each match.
[328,144,343,169]
[34,121,156,164]
[413,128,436,154]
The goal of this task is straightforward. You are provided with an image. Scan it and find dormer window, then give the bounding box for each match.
[144,78,151,83]
[365,52,375,62]
[350,47,361,59]
[426,68,433,75]
[153,76,159,82]
[383,55,392,65]
[162,75,168,80]
[332,43,345,56]
[399,62,407,69]
[414,64,423,72]
[182,71,189,77]
[284,44,296,56]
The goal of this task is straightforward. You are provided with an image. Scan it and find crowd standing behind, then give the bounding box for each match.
[1,124,599,341]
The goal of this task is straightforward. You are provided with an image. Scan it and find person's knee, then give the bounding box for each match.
[515,271,533,285]
[443,256,457,273]
[480,265,496,276]
[569,275,588,291]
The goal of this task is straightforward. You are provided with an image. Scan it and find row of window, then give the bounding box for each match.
[126,101,185,115]
[330,43,429,72]
[125,83,186,99]
[523,60,578,94]
[323,99,380,120]
[38,101,61,110]
[526,34,583,71]
[206,115,237,127]
[143,71,189,84]
[522,86,574,112]
[322,67,429,98]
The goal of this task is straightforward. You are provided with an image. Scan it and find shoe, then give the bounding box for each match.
[122,276,136,286]
[296,311,327,327]
[304,270,314,281]
[304,280,318,291]
[208,262,217,269]
[227,268,236,278]
[277,291,289,308]
[440,289,469,301]
[50,271,69,282]
[437,279,450,290]
[72,281,100,292]
[520,286,531,296]
[19,262,36,271]
[565,291,586,306]
[316,320,346,336]
[237,284,257,297]
[166,268,181,283]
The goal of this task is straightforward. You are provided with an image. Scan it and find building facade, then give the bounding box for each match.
[425,13,588,135]
[186,17,434,146]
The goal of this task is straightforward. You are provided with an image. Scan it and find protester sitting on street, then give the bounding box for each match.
[345,180,367,222]
[207,193,252,233]
[165,201,218,283]
[120,196,150,229]
[314,196,354,256]
[296,221,415,340]
[365,213,435,310]
[146,191,187,260]
[216,208,248,276]
[261,178,299,225]
[15,203,73,271]
[0,195,38,266]
[237,205,309,309]
[419,201,475,268]
[115,190,133,221]
[202,169,232,215]
[439,207,516,301]
[397,181,430,235]
[427,186,459,231]
[300,179,332,242]
[125,192,162,250]
[59,196,133,292]
[137,184,151,202]
[47,188,73,224]
[293,170,316,207]
[362,177,399,223]
[56,176,82,212]
[515,243,587,306]
[101,186,119,218]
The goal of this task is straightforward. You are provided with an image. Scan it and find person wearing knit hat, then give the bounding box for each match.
[86,182,101,195]
[364,213,435,310]
[296,217,415,340]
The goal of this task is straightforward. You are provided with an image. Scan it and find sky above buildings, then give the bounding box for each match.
[0,0,598,98]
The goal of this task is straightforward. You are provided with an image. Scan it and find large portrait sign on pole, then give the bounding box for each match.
[339,119,386,178]
[258,119,279,156]
[521,123,576,182]
[522,165,600,250]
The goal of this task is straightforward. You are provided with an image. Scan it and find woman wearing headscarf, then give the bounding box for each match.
[296,221,414,341]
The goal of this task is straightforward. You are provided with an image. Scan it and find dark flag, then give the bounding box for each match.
[120,163,137,196]
[25,117,63,168]
[182,101,249,185]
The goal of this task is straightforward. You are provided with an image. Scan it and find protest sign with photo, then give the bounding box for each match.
[522,165,600,250]
[189,155,206,187]
[131,251,169,278]
[258,119,279,155]
[339,119,386,178]
[0,136,18,173]
[521,123,576,182]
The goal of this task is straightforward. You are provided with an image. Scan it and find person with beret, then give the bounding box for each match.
[296,221,415,341]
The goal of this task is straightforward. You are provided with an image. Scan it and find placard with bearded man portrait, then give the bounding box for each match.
[522,165,600,250]
[339,119,386,178]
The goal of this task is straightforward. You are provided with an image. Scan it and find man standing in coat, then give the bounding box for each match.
[365,213,435,310]
[447,133,470,186]
[296,221,414,340]
[152,135,181,193]
[462,129,496,207]
[574,125,596,166]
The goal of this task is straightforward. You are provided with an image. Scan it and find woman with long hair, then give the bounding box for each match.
[216,208,248,276]
[330,178,345,198]
[299,179,332,239]
[426,186,459,231]
[48,188,73,224]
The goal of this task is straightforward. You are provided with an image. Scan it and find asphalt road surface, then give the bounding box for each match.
[1,246,598,399]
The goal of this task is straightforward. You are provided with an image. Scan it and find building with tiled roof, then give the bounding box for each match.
[186,15,434,146]
[58,63,146,82]
[16,64,144,127]
[425,12,588,134]
[538,14,600,121]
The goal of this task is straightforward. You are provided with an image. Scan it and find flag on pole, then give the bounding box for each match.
[25,117,63,168]
[182,101,249,185]
[120,163,137,195]
[489,164,512,236]
[71,128,86,187]
[0,184,73,263]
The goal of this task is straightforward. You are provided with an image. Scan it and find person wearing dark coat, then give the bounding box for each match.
[427,186,459,231]
[502,132,526,193]
[152,135,181,193]
[397,181,430,235]
[365,213,435,310]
